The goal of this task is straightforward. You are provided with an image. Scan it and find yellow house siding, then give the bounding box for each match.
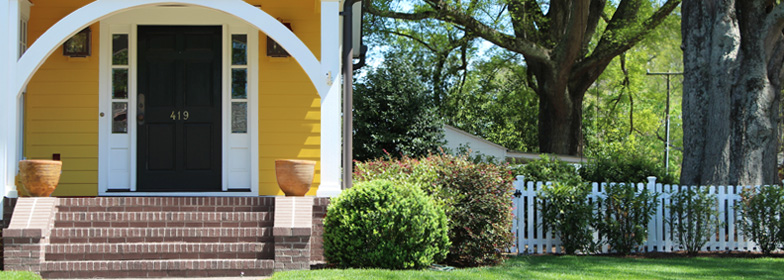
[24,0,99,196]
[24,0,323,196]
[253,0,322,196]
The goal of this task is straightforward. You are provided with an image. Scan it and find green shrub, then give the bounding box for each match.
[353,55,445,161]
[580,150,677,184]
[595,183,658,254]
[354,153,515,267]
[667,186,722,254]
[512,154,581,183]
[537,179,596,254]
[322,180,450,269]
[737,185,784,255]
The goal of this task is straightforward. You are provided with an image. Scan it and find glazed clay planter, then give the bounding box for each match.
[275,159,316,196]
[18,159,62,197]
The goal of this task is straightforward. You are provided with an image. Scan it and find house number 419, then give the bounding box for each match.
[170,110,190,121]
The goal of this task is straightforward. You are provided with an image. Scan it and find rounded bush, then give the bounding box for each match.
[355,153,515,267]
[323,180,450,269]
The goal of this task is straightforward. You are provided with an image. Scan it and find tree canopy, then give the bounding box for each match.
[364,0,681,155]
[353,55,445,161]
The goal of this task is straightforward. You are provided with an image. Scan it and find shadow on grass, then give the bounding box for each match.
[496,255,784,280]
[272,256,784,280]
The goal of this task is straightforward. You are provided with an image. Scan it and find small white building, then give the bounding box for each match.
[443,124,508,160]
[443,124,586,164]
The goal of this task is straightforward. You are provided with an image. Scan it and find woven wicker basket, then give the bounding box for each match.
[18,160,62,197]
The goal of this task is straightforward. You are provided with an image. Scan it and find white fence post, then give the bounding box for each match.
[513,175,525,254]
[717,184,727,251]
[646,176,657,252]
[728,185,737,251]
[526,180,535,254]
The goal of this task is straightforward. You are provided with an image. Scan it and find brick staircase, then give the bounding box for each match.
[11,197,283,278]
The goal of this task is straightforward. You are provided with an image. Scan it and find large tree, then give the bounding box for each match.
[353,55,445,161]
[681,1,784,186]
[364,0,681,155]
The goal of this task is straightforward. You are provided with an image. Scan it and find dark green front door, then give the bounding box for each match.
[137,26,222,192]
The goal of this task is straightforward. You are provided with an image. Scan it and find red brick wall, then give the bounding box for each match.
[311,197,329,263]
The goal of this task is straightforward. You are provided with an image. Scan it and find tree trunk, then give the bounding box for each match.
[681,0,783,186]
[537,86,584,155]
[529,58,594,156]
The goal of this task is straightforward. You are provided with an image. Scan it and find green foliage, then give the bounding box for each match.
[353,155,438,191]
[595,183,659,255]
[323,180,450,269]
[353,54,445,161]
[0,272,41,280]
[737,186,784,255]
[583,7,684,178]
[580,143,678,184]
[537,180,596,254]
[513,154,582,183]
[444,54,539,152]
[354,153,515,267]
[667,186,722,254]
[442,144,503,164]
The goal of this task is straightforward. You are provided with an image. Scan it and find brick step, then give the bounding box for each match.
[50,227,272,244]
[54,212,272,228]
[40,259,274,279]
[57,197,274,213]
[46,242,274,261]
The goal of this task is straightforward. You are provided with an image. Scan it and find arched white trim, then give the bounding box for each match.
[13,0,325,100]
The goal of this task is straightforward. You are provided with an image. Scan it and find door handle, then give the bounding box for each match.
[137,93,145,125]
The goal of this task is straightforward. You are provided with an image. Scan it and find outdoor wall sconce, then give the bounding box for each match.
[266,22,292,57]
[63,27,91,57]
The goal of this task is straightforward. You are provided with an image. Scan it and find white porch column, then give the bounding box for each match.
[317,0,342,197]
[1,0,21,200]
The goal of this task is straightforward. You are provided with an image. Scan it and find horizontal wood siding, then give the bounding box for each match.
[25,1,98,196]
[253,0,321,196]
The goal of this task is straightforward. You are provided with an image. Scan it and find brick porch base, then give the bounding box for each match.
[2,196,329,278]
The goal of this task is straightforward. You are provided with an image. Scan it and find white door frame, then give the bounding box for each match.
[97,6,259,196]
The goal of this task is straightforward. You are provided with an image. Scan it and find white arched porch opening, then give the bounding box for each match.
[14,0,328,100]
[2,0,343,198]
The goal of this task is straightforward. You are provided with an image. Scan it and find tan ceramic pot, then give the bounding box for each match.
[275,159,316,196]
[18,160,62,197]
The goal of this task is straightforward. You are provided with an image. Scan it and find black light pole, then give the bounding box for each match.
[341,0,366,190]
[646,71,682,174]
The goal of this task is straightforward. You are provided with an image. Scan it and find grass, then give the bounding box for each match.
[0,271,41,280]
[271,255,784,280]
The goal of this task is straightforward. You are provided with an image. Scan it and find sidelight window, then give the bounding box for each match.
[111,34,129,133]
[231,34,248,134]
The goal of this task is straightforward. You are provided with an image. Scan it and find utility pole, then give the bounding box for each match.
[646,71,682,175]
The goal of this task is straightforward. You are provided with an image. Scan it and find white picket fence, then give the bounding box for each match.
[509,175,767,254]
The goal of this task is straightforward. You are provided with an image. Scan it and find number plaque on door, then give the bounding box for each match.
[169,110,190,121]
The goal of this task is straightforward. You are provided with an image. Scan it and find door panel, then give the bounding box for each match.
[185,124,213,170]
[184,62,213,106]
[137,26,222,192]
[147,124,175,170]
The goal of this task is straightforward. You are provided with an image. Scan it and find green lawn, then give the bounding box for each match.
[0,271,41,280]
[272,255,784,280]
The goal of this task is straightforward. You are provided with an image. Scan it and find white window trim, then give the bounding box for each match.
[98,6,259,196]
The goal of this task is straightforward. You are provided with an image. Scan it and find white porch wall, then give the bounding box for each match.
[2,0,21,200]
[318,0,342,197]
